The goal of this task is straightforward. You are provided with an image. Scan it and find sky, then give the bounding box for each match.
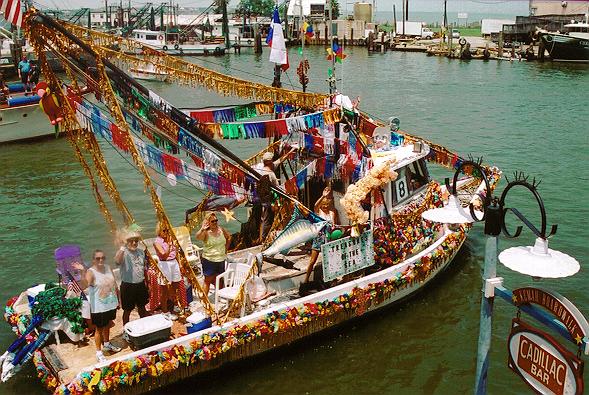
[36,0,531,14]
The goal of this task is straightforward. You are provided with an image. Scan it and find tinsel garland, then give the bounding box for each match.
[45,230,464,395]
[57,20,328,109]
[31,288,84,334]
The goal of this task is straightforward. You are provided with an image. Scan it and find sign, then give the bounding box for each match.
[321,231,374,282]
[457,12,468,19]
[508,319,584,395]
[513,287,589,348]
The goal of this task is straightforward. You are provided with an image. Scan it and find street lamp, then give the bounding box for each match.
[421,160,580,395]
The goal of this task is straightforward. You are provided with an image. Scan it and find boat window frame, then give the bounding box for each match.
[390,159,430,208]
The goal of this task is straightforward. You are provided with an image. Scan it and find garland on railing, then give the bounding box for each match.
[60,21,328,109]
[46,230,465,394]
[187,102,274,123]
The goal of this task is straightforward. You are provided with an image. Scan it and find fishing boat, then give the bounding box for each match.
[0,83,53,143]
[1,9,503,394]
[540,20,589,62]
[130,29,226,56]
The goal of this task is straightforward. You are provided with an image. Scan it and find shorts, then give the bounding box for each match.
[157,259,182,285]
[90,309,116,328]
[312,227,329,251]
[120,281,148,311]
[201,257,226,277]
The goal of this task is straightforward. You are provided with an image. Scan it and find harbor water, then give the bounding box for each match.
[0,46,588,394]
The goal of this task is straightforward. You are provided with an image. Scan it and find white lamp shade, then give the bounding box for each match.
[421,195,481,224]
[498,237,580,278]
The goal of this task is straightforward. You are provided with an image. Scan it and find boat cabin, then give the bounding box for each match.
[131,29,167,47]
[564,22,589,39]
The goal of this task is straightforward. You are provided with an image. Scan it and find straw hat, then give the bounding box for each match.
[262,152,273,161]
[125,230,141,241]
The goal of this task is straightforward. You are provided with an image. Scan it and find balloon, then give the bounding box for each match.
[329,229,343,240]
[166,173,177,186]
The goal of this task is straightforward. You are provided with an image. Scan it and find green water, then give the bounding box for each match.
[0,46,588,394]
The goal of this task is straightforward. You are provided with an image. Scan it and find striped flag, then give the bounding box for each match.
[0,0,23,28]
[65,271,87,300]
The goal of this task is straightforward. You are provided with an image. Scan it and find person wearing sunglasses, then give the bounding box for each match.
[114,230,149,326]
[195,212,231,296]
[76,249,121,362]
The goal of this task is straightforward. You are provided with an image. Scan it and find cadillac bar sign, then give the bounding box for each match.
[508,319,584,395]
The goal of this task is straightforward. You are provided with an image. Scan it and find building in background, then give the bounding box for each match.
[529,0,589,16]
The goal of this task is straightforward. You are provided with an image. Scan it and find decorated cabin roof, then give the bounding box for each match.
[370,142,430,170]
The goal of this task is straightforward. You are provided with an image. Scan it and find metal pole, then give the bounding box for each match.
[474,235,498,395]
[221,0,230,49]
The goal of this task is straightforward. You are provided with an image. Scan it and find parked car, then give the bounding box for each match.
[451,29,460,39]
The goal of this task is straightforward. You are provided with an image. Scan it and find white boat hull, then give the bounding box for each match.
[0,103,55,143]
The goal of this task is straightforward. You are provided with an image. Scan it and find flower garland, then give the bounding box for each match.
[33,351,58,392]
[31,287,84,334]
[373,182,445,266]
[49,230,465,395]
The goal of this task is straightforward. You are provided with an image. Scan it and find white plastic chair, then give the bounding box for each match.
[214,260,253,317]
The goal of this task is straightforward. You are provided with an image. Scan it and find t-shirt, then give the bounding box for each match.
[119,247,145,283]
[18,60,30,74]
[254,163,278,186]
[155,236,177,260]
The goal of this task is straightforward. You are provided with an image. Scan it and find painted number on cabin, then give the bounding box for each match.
[395,168,408,201]
[321,231,374,282]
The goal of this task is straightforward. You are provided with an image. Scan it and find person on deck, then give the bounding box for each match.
[28,61,40,89]
[153,223,183,320]
[17,56,31,94]
[195,212,231,296]
[75,250,122,362]
[302,186,339,286]
[114,230,149,325]
[254,152,280,241]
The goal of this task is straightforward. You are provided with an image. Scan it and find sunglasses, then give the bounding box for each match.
[210,219,218,223]
[128,239,140,243]
[95,256,106,261]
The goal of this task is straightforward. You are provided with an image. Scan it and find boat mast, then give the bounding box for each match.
[327,0,336,96]
[221,0,230,49]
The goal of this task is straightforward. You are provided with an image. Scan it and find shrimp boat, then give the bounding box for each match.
[0,83,51,143]
[1,9,502,394]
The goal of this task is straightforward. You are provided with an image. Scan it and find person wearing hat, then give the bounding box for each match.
[114,230,149,325]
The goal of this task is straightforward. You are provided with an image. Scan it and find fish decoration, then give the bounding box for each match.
[262,219,328,257]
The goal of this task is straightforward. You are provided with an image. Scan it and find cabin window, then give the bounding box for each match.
[390,160,430,207]
[145,34,158,40]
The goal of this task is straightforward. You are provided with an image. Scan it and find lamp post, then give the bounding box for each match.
[421,160,580,395]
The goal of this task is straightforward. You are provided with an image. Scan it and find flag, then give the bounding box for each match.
[0,0,23,27]
[302,21,314,39]
[268,7,289,71]
[326,42,347,63]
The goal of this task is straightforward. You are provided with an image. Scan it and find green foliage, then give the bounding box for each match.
[331,0,340,19]
[235,0,276,17]
[379,22,392,32]
[32,287,85,334]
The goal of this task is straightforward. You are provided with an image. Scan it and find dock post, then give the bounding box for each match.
[351,28,354,46]
[474,236,498,395]
[254,26,262,54]
[498,31,503,58]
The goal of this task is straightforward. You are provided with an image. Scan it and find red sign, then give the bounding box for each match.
[508,319,584,395]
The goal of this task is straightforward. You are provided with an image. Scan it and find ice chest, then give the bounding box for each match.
[186,312,212,334]
[124,314,172,350]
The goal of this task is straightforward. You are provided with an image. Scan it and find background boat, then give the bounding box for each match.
[129,65,169,82]
[540,21,589,62]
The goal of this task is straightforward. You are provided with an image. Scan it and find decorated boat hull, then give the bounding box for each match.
[23,228,466,394]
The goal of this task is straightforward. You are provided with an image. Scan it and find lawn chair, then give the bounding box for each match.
[214,257,254,317]
[54,245,84,294]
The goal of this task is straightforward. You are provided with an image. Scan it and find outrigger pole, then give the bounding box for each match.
[32,11,308,209]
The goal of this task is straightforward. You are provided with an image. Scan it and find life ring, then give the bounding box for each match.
[162,45,168,51]
[158,34,164,40]
[458,38,466,46]
[214,47,222,55]
[174,43,179,50]
[247,39,252,45]
[544,34,552,43]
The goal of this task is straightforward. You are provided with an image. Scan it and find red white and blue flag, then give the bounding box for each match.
[267,7,289,71]
[0,0,22,28]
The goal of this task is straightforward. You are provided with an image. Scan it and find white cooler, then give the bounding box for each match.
[124,314,172,350]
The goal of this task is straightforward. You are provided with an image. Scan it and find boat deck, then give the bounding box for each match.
[43,247,315,384]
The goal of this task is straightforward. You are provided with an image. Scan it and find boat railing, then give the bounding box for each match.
[81,227,460,373]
